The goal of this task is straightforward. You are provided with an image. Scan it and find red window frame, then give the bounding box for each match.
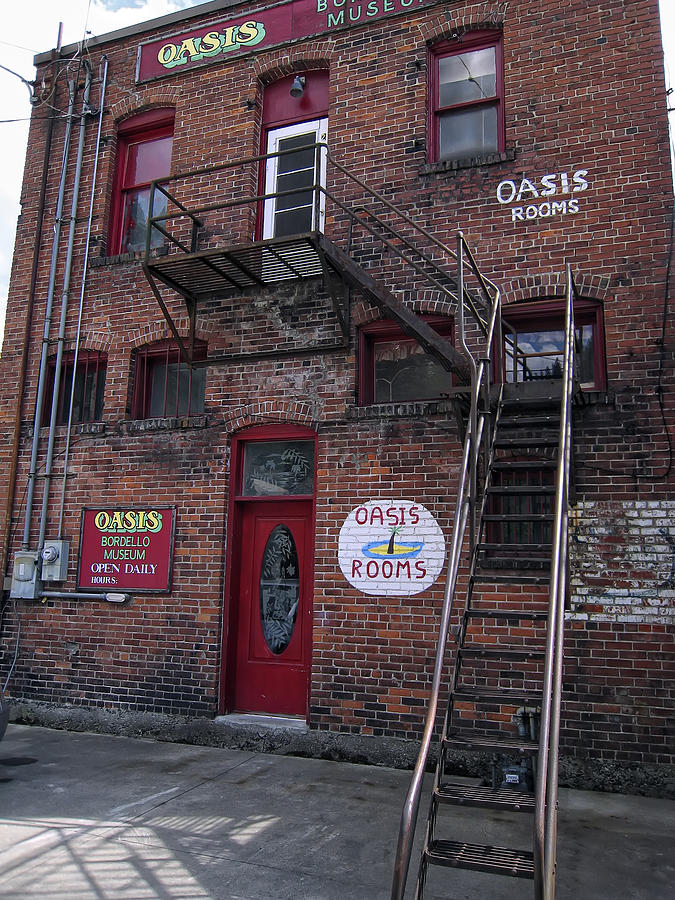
[358,317,454,405]
[131,340,207,419]
[428,30,505,163]
[501,298,606,391]
[110,108,174,256]
[43,350,107,426]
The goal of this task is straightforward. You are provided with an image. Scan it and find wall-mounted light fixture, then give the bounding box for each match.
[290,75,306,98]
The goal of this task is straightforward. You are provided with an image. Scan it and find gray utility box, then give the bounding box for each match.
[41,540,70,581]
[10,551,39,599]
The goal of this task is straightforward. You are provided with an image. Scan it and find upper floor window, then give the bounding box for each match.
[502,299,606,391]
[429,31,504,163]
[110,109,174,255]
[131,340,206,419]
[43,351,107,425]
[359,318,454,405]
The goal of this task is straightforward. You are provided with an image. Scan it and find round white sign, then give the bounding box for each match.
[338,500,446,597]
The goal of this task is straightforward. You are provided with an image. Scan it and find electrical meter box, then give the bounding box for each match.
[10,551,39,599]
[41,540,70,581]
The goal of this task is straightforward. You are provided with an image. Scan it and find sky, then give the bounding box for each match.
[0,0,674,345]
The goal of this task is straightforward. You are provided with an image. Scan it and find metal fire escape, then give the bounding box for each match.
[141,143,481,385]
[391,266,579,900]
[140,144,575,900]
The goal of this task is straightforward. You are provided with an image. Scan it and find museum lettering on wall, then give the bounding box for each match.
[496,169,590,223]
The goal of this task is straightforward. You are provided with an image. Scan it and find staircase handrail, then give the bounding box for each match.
[390,240,503,900]
[533,263,576,899]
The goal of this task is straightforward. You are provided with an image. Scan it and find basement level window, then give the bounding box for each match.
[358,318,454,405]
[43,350,106,426]
[428,31,504,164]
[110,108,174,256]
[131,340,206,419]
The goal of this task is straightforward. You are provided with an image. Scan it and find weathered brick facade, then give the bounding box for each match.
[0,0,672,783]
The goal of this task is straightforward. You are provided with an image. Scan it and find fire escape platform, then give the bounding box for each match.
[142,230,473,382]
[144,232,329,303]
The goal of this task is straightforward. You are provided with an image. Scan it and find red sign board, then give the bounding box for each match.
[136,0,438,82]
[78,507,176,592]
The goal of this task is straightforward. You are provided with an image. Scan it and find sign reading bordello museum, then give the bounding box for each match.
[137,0,438,82]
[78,507,176,592]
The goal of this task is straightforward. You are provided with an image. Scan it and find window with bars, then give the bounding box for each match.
[110,108,174,255]
[429,31,504,163]
[131,341,206,419]
[43,351,107,425]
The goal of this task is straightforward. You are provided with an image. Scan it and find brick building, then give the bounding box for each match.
[0,0,672,816]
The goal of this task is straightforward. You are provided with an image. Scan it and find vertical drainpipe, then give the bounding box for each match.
[21,77,78,550]
[57,56,108,538]
[0,44,61,573]
[37,62,93,554]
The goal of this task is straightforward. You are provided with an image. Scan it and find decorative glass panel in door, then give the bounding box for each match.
[260,525,299,655]
[242,440,314,496]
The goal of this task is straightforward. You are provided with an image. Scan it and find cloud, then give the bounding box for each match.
[0,1,197,345]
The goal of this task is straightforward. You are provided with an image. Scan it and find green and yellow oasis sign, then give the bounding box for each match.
[137,0,439,81]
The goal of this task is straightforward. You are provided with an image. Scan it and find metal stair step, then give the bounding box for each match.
[478,542,552,553]
[466,608,549,622]
[482,513,553,522]
[500,394,561,410]
[491,459,557,471]
[494,434,559,449]
[486,484,556,495]
[426,839,535,878]
[453,687,543,705]
[459,647,545,662]
[443,730,539,756]
[498,414,560,428]
[435,781,535,812]
[472,569,550,585]
[475,556,550,571]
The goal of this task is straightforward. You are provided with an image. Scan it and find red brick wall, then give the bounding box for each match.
[0,0,672,768]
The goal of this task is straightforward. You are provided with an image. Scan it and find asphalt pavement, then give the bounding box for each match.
[1,724,673,899]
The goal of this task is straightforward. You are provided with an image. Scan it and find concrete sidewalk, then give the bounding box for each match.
[0,724,673,899]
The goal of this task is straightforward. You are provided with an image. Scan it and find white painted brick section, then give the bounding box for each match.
[568,500,675,624]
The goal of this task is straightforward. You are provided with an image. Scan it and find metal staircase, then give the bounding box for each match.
[137,143,576,898]
[140,142,487,385]
[392,267,578,900]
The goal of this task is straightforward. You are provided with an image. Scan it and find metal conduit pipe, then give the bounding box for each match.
[1,44,62,573]
[21,77,78,550]
[37,62,92,553]
[57,56,108,538]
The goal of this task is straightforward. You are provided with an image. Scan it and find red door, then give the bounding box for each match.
[231,499,313,716]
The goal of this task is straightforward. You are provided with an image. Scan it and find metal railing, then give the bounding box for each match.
[533,263,576,899]
[390,263,575,899]
[143,143,490,343]
[390,235,503,900]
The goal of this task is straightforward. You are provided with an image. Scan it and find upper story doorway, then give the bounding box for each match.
[259,70,329,240]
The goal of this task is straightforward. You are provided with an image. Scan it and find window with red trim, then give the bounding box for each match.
[110,109,174,255]
[131,340,206,419]
[43,351,107,425]
[359,318,454,405]
[429,31,504,163]
[502,299,606,391]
